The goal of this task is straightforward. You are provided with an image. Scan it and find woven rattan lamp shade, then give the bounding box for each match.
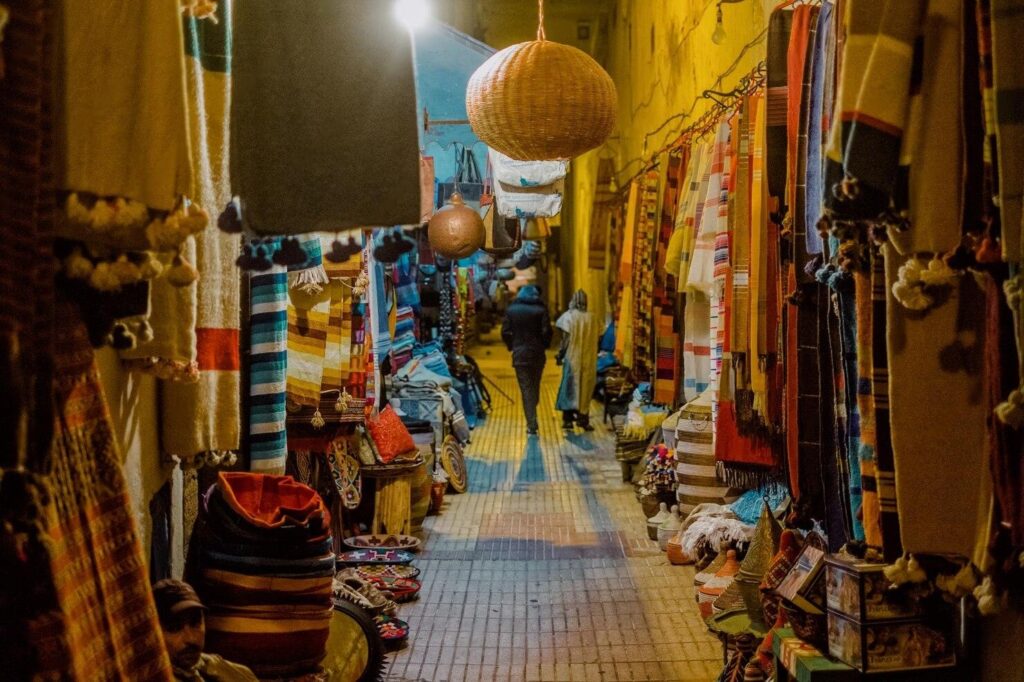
[466,2,617,160]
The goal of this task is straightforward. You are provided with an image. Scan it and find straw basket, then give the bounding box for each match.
[465,0,616,160]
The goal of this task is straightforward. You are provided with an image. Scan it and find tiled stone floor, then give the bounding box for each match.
[384,340,722,681]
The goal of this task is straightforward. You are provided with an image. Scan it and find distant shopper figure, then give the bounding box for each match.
[502,284,552,435]
[556,289,600,431]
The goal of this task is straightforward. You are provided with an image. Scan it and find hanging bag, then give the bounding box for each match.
[481,202,523,256]
[436,145,485,208]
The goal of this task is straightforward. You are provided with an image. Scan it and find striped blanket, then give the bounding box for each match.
[249,257,289,474]
[163,3,241,460]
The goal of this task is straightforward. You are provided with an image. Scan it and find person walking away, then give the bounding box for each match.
[555,289,600,431]
[501,284,552,435]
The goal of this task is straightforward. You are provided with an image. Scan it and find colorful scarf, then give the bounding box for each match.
[766,6,794,206]
[631,171,661,380]
[249,255,289,474]
[654,154,684,404]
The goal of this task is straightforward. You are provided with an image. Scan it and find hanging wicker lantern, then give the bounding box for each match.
[428,192,485,259]
[466,0,617,161]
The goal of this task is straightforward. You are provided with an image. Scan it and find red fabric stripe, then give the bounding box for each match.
[196,328,241,371]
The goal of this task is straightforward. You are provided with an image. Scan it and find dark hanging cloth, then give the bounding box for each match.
[0,0,56,470]
[765,7,795,207]
[232,1,421,234]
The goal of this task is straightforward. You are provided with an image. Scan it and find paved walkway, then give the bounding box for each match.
[385,340,722,681]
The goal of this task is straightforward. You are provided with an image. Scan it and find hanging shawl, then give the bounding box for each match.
[668,144,707,290]
[631,171,661,380]
[748,95,769,419]
[766,7,795,207]
[163,5,241,461]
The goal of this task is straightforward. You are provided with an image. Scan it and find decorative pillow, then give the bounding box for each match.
[366,405,416,464]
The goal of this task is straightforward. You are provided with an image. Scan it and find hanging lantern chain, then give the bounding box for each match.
[537,0,546,41]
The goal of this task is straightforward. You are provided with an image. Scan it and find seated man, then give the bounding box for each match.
[152,579,258,682]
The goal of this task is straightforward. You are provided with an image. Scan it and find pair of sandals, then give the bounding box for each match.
[333,570,398,616]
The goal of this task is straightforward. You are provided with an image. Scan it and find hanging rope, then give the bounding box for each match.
[537,0,546,41]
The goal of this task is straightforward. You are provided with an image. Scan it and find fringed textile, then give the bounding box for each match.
[163,5,241,460]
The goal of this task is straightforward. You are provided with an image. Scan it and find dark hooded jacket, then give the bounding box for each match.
[501,285,552,367]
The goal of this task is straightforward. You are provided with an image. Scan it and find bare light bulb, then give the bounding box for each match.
[711,5,727,45]
[394,0,430,32]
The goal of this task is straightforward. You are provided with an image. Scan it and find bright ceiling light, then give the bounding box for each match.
[394,0,430,32]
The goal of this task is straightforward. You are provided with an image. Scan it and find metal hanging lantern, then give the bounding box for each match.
[427,192,485,259]
[465,0,617,161]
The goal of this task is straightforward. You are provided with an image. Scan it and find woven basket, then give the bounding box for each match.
[465,1,616,160]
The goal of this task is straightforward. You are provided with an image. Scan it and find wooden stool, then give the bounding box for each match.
[361,460,421,536]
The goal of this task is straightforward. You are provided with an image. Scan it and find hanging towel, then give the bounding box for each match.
[231,2,419,234]
[57,0,191,210]
[249,256,289,474]
[162,7,241,460]
[884,245,991,560]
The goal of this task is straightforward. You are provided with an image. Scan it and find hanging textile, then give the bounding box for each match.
[0,0,56,467]
[783,5,830,531]
[286,297,330,408]
[884,245,991,560]
[654,154,684,404]
[853,264,882,549]
[678,144,714,403]
[32,303,174,680]
[766,6,795,207]
[891,0,965,256]
[631,171,661,381]
[990,0,1024,263]
[615,180,639,368]
[163,4,241,459]
[824,0,926,220]
[56,0,192,211]
[249,253,289,474]
[748,96,769,419]
[715,98,777,487]
[231,1,420,234]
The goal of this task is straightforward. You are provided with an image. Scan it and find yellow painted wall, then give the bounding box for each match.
[569,0,774,313]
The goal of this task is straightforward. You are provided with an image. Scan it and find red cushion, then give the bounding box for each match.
[366,405,417,464]
[218,472,330,530]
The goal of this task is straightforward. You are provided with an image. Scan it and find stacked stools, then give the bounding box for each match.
[193,472,335,678]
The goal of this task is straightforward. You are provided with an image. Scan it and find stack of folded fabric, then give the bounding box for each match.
[194,472,336,678]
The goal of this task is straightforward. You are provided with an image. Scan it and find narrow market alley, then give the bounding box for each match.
[386,339,722,681]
